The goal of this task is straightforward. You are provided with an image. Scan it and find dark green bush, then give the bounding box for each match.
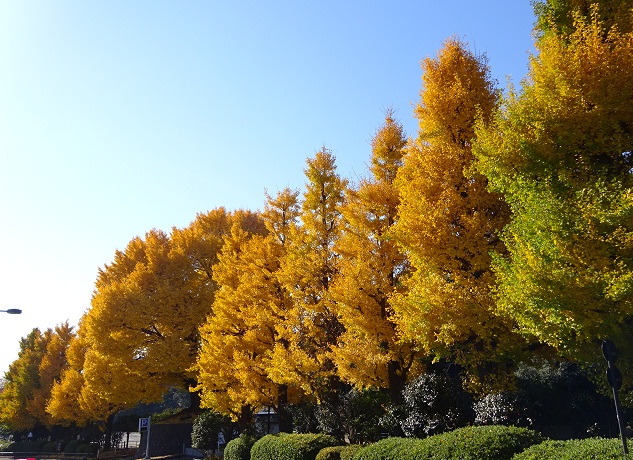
[475,362,616,438]
[251,433,340,460]
[64,439,84,453]
[352,425,542,460]
[192,410,229,451]
[78,443,100,455]
[41,441,58,452]
[4,440,48,452]
[223,433,257,460]
[512,437,633,459]
[398,368,473,438]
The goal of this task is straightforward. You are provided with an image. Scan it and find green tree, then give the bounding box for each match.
[474,2,633,364]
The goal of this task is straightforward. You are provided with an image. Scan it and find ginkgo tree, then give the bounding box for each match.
[82,208,263,412]
[47,318,120,435]
[196,188,301,432]
[391,38,526,388]
[330,111,419,399]
[474,0,633,366]
[0,323,74,432]
[271,147,348,399]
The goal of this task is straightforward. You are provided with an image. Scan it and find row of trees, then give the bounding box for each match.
[1,0,632,441]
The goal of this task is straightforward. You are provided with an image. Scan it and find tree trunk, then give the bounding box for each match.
[387,360,406,404]
[277,384,293,433]
[238,406,253,434]
[186,378,202,413]
[104,413,116,450]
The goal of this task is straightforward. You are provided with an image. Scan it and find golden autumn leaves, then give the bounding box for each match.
[2,0,633,433]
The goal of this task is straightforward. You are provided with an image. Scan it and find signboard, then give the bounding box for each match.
[607,366,623,391]
[602,339,619,365]
[138,417,150,432]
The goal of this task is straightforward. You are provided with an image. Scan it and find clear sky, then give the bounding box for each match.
[0,1,536,375]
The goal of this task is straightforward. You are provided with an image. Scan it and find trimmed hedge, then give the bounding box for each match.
[512,437,633,459]
[224,434,257,460]
[350,438,419,460]
[340,445,363,460]
[64,439,84,453]
[316,446,346,460]
[316,445,364,460]
[3,440,48,452]
[352,425,543,460]
[251,433,340,460]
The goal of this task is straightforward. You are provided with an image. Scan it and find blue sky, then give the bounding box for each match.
[0,1,536,374]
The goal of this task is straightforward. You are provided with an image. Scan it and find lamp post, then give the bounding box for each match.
[0,309,21,314]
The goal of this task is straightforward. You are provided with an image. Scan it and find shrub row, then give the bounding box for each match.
[513,437,633,459]
[223,426,633,460]
[2,440,48,452]
[250,433,339,460]
[351,426,543,460]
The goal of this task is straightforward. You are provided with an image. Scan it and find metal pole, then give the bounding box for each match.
[144,416,151,459]
[612,387,629,455]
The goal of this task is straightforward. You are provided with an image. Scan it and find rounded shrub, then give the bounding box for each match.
[316,446,345,460]
[351,437,420,460]
[41,441,58,452]
[64,439,83,453]
[512,437,633,459]
[317,445,362,460]
[251,433,340,460]
[411,425,542,460]
[339,445,363,460]
[352,425,542,460]
[78,443,100,455]
[224,434,257,460]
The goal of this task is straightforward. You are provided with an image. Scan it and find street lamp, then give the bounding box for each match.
[0,309,21,314]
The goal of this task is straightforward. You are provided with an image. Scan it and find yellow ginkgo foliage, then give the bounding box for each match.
[83,208,263,411]
[273,148,348,398]
[391,38,523,387]
[196,188,301,431]
[330,111,420,398]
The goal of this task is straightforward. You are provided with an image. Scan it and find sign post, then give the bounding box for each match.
[602,340,628,456]
[139,416,151,459]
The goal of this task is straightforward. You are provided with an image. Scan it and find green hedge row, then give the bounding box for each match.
[2,440,48,452]
[224,426,633,460]
[251,433,340,460]
[513,437,633,459]
[351,425,543,460]
[63,439,99,454]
